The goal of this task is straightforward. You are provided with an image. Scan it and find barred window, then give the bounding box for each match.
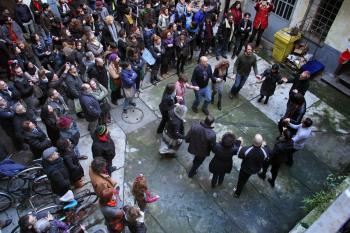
[309,0,344,41]
[272,0,297,21]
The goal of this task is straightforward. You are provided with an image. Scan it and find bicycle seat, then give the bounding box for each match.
[59,190,74,202]
[63,199,78,210]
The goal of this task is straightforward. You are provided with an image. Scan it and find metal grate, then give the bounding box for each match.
[250,0,297,21]
[309,0,344,41]
[272,0,296,21]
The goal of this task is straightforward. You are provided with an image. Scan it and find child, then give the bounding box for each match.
[175,74,199,105]
[131,174,159,211]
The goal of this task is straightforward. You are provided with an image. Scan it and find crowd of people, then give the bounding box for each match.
[0,0,316,232]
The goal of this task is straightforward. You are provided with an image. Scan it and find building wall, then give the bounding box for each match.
[289,0,311,28]
[324,0,350,52]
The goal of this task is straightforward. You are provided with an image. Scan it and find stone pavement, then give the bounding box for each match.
[2,53,350,233]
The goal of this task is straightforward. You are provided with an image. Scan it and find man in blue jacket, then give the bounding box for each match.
[79,84,101,137]
[191,56,213,115]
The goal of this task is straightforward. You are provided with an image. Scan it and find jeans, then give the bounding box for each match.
[88,120,98,138]
[230,74,248,95]
[123,97,134,110]
[216,40,229,57]
[192,86,211,109]
[232,34,249,56]
[73,145,81,158]
[23,20,35,35]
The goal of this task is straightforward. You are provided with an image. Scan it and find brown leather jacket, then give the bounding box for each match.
[89,166,117,198]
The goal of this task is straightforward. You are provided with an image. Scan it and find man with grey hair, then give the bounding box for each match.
[233,133,270,198]
[79,84,101,137]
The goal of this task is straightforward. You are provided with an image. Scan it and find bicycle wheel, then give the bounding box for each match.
[7,167,44,193]
[0,192,12,212]
[74,190,99,222]
[32,175,52,195]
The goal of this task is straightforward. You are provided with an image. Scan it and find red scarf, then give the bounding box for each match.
[107,200,117,207]
[7,24,17,43]
[98,134,109,142]
[33,1,41,11]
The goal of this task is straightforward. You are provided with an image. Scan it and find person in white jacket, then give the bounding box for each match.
[285,117,313,166]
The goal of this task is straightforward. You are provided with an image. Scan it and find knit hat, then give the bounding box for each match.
[173,105,187,120]
[108,53,119,62]
[58,116,72,129]
[96,125,108,136]
[42,147,57,160]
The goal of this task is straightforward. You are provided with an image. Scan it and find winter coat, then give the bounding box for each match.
[186,122,216,157]
[79,92,101,122]
[284,92,306,125]
[13,112,36,143]
[102,22,119,47]
[143,28,155,49]
[193,9,206,26]
[209,140,241,174]
[260,69,283,97]
[60,149,84,183]
[0,85,21,105]
[289,77,310,96]
[118,38,128,61]
[0,106,15,135]
[175,37,190,57]
[1,21,25,44]
[14,76,34,99]
[268,139,294,165]
[86,40,104,56]
[191,64,213,89]
[89,167,117,198]
[216,18,235,43]
[42,157,70,196]
[40,110,60,145]
[32,38,49,59]
[159,93,176,113]
[59,122,80,146]
[237,19,252,36]
[23,127,52,157]
[120,68,137,89]
[165,108,185,140]
[87,64,109,89]
[252,2,274,30]
[65,74,83,99]
[15,4,33,24]
[229,7,243,26]
[238,145,269,174]
[91,134,116,161]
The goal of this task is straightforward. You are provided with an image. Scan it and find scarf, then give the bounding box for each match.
[225,19,235,41]
[7,24,17,43]
[164,37,173,45]
[33,1,41,11]
[108,23,118,43]
[125,14,133,25]
[98,134,109,142]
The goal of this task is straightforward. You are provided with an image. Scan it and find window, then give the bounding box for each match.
[272,0,297,21]
[309,0,344,41]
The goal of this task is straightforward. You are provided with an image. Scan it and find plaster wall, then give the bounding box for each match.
[324,0,350,52]
[289,0,311,27]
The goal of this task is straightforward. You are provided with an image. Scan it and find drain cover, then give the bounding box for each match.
[121,107,144,124]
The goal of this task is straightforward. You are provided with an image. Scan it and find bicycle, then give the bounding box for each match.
[0,163,52,212]
[10,188,98,233]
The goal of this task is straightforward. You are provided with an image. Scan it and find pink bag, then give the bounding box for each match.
[145,191,159,203]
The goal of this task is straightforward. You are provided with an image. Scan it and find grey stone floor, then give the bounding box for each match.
[1,53,350,233]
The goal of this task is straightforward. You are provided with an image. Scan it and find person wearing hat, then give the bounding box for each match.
[92,125,117,175]
[58,115,88,160]
[186,115,216,178]
[257,63,288,104]
[99,188,125,233]
[159,104,187,155]
[42,147,71,196]
[233,134,270,198]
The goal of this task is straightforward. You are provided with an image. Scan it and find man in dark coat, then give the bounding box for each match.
[186,115,216,178]
[288,71,311,96]
[79,84,101,137]
[0,97,16,145]
[209,133,242,188]
[215,13,235,60]
[0,80,21,106]
[91,125,116,176]
[258,129,294,187]
[232,12,252,59]
[87,57,109,89]
[233,134,269,198]
[22,120,52,158]
[42,147,71,196]
[191,56,214,115]
[14,0,35,35]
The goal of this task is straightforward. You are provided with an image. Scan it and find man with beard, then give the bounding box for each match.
[229,43,260,98]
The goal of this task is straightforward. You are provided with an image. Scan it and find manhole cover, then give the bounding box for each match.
[121,107,144,124]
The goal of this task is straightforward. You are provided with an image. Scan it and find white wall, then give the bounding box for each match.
[324,0,350,52]
[289,0,310,28]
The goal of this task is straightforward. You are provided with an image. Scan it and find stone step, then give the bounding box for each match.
[339,73,350,89]
[321,73,350,97]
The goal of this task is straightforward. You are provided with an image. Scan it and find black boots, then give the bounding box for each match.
[211,93,222,110]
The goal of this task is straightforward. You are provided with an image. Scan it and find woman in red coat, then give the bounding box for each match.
[248,0,274,49]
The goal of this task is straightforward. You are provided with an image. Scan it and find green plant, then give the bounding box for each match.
[302,174,346,212]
